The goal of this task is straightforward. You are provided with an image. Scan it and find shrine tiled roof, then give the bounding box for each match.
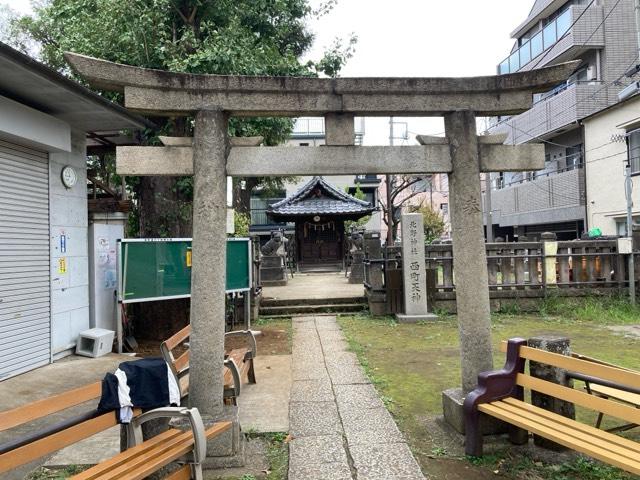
[268,176,375,219]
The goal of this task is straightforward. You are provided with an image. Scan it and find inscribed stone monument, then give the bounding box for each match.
[396,212,437,323]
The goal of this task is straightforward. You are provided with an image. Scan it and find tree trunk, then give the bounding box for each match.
[233,177,258,216]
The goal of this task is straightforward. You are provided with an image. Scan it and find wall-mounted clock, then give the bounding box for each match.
[61,165,78,189]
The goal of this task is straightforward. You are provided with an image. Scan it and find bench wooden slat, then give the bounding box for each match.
[489,400,640,463]
[94,422,231,480]
[73,422,231,480]
[480,401,640,475]
[70,429,184,480]
[0,382,102,432]
[174,350,190,374]
[516,374,640,426]
[517,346,640,389]
[589,384,640,406]
[0,411,117,474]
[77,430,194,480]
[501,397,640,455]
[163,325,190,351]
[164,465,191,480]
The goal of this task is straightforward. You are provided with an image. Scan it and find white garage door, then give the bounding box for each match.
[0,139,51,380]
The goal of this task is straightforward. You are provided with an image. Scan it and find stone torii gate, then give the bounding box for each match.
[65,53,577,427]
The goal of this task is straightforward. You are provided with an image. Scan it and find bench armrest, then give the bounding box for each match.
[463,338,527,413]
[224,330,257,358]
[125,407,206,463]
[224,358,241,398]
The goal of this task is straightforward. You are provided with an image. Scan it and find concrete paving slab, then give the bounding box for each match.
[324,351,360,366]
[288,461,353,480]
[350,442,425,480]
[290,379,334,403]
[335,384,386,410]
[341,407,405,446]
[290,401,342,437]
[289,435,349,468]
[237,355,292,433]
[292,363,330,382]
[263,273,364,301]
[327,364,371,385]
[46,426,121,467]
[319,339,349,353]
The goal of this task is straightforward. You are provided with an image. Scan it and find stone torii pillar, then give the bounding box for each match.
[444,111,493,393]
[63,52,578,437]
[190,110,228,416]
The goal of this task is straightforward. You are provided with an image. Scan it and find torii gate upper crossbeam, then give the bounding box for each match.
[64,52,579,117]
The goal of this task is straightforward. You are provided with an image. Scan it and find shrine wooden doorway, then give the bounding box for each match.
[297,217,344,269]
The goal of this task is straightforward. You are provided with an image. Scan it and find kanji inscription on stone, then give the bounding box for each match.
[400,212,429,317]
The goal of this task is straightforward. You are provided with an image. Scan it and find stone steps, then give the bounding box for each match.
[261,296,366,307]
[259,302,367,317]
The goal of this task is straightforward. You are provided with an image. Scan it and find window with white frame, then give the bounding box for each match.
[628,129,640,175]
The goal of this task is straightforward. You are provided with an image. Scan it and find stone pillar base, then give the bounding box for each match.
[171,406,246,469]
[442,388,508,435]
[203,406,245,469]
[395,313,438,324]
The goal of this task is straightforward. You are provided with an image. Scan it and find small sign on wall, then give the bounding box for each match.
[58,257,67,274]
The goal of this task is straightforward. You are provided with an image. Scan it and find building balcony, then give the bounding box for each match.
[498,4,604,75]
[489,82,609,144]
[486,167,585,228]
[354,174,381,185]
[292,117,366,144]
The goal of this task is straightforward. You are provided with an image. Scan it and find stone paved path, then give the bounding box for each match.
[288,315,425,480]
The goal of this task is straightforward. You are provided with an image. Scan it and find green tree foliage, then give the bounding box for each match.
[409,203,446,244]
[15,0,356,235]
[344,183,370,230]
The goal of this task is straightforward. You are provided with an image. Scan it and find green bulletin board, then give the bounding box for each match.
[118,238,251,304]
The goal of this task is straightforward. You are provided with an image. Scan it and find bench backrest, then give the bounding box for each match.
[160,325,191,397]
[0,382,141,474]
[501,339,640,427]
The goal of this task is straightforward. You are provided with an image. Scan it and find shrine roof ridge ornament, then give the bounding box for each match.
[64,52,580,117]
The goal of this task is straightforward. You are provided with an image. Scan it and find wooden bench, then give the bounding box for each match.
[0,381,231,479]
[161,325,257,405]
[570,353,640,431]
[464,338,640,475]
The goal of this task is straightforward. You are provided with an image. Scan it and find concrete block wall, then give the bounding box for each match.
[49,129,89,357]
[601,0,638,105]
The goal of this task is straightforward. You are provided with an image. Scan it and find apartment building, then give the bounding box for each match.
[583,93,640,235]
[487,0,638,240]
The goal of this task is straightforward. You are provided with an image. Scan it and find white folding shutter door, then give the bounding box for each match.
[0,139,51,380]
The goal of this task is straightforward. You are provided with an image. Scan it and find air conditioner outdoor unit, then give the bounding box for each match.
[618,82,640,101]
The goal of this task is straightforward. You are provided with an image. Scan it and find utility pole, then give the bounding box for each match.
[386,117,395,246]
[625,163,636,304]
[627,0,640,304]
[485,173,494,242]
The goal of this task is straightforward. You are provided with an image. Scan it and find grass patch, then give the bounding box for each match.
[338,296,640,479]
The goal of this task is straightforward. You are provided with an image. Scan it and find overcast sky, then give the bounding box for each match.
[5,0,533,143]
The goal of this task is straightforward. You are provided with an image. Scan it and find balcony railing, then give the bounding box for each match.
[291,117,366,139]
[499,8,571,75]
